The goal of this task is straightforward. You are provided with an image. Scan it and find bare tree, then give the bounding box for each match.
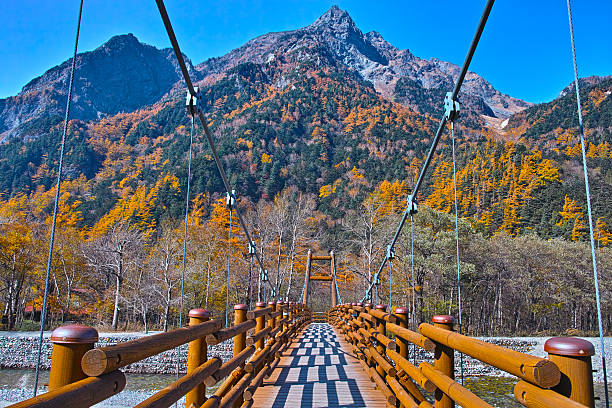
[84,221,143,330]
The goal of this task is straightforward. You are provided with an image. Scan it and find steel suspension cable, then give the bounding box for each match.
[362,0,496,301]
[566,1,609,405]
[155,0,274,295]
[450,121,464,384]
[33,0,84,396]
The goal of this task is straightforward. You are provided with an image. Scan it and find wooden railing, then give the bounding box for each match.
[11,301,311,408]
[329,303,597,408]
[311,311,328,323]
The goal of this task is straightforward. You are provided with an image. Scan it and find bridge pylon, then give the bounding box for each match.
[302,249,338,308]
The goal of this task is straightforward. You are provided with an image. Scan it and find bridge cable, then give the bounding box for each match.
[155,0,274,295]
[361,0,496,302]
[450,121,464,384]
[566,1,609,405]
[32,0,84,397]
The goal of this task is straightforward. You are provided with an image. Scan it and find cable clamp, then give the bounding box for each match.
[186,86,202,116]
[248,242,256,256]
[407,194,418,215]
[443,91,460,122]
[386,245,395,260]
[260,269,269,282]
[226,190,236,208]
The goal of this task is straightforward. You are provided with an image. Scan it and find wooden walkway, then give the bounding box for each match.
[251,323,388,408]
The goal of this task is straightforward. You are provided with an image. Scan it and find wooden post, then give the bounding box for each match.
[544,337,595,407]
[432,315,455,408]
[186,309,210,408]
[330,250,338,307]
[233,304,248,357]
[233,304,248,408]
[394,307,409,360]
[254,302,266,350]
[49,324,98,391]
[268,301,277,331]
[375,304,387,379]
[275,301,283,331]
[303,250,312,306]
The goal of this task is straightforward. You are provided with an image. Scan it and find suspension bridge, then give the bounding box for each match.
[9,0,609,407]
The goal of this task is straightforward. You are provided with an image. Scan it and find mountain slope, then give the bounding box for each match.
[0,6,608,242]
[0,34,198,140]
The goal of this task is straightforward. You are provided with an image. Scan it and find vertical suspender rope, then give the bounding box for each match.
[450,121,464,384]
[566,2,609,405]
[175,112,195,390]
[179,114,194,328]
[248,248,253,309]
[388,261,392,308]
[410,215,417,365]
[226,200,233,327]
[33,0,84,396]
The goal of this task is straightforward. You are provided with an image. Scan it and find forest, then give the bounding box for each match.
[0,64,610,336]
[0,172,609,337]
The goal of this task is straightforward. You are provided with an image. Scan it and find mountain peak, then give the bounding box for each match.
[308,6,357,33]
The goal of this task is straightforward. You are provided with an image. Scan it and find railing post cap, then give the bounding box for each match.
[350,303,357,306]
[234,304,248,311]
[432,315,455,324]
[544,337,595,357]
[363,302,372,308]
[188,308,211,319]
[375,304,387,311]
[268,301,276,306]
[255,301,266,308]
[50,324,98,344]
[394,307,409,314]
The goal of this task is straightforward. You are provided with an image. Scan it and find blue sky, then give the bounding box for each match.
[1,0,610,103]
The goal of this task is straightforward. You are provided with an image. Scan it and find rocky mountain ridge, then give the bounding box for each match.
[0,33,197,140]
[195,6,531,119]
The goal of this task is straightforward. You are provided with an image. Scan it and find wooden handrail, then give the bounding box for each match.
[246,306,273,320]
[219,372,252,408]
[206,320,256,346]
[8,371,126,408]
[420,362,494,408]
[386,374,421,408]
[419,323,561,388]
[246,326,271,346]
[514,380,587,408]
[385,349,435,392]
[386,322,435,351]
[205,346,255,386]
[134,358,221,408]
[81,319,223,376]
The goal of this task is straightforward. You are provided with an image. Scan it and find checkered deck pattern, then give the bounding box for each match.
[251,323,388,408]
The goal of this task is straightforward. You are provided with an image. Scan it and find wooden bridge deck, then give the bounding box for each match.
[251,323,388,408]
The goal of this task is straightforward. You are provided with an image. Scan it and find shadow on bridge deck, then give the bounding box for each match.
[251,323,388,408]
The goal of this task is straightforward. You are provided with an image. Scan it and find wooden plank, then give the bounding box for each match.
[251,323,389,408]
